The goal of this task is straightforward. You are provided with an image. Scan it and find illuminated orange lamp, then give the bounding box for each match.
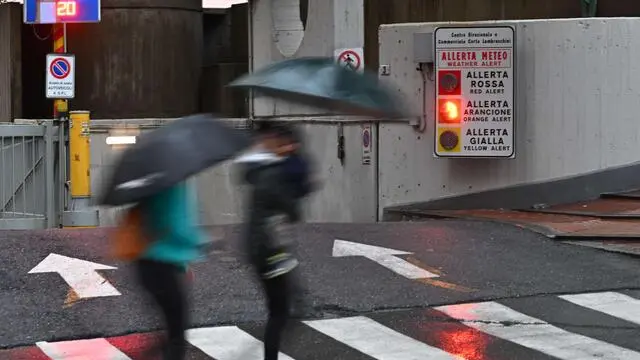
[438,99,462,124]
[57,1,78,17]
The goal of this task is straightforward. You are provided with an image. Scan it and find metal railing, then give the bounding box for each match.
[0,123,57,229]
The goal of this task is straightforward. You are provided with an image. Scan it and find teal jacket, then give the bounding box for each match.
[140,182,206,270]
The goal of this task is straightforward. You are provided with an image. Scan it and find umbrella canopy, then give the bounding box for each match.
[227,57,406,118]
[100,114,252,206]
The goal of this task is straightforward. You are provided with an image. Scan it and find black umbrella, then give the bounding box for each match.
[227,57,406,118]
[100,114,252,206]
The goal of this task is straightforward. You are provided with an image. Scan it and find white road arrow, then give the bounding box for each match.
[29,253,121,299]
[332,239,439,279]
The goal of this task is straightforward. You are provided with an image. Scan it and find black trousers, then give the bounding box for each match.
[260,273,293,360]
[136,259,188,360]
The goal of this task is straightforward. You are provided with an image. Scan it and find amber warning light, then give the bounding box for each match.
[438,99,462,123]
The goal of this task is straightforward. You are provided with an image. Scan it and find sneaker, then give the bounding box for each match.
[261,252,299,279]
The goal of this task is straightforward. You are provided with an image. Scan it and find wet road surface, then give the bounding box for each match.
[1,220,639,358]
[4,289,640,359]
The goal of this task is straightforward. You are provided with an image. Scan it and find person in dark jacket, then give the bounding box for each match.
[281,146,315,199]
[234,121,313,360]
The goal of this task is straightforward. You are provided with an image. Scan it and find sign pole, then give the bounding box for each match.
[25,0,101,229]
[52,23,68,117]
[53,22,69,227]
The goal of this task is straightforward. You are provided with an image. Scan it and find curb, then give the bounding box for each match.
[386,210,640,257]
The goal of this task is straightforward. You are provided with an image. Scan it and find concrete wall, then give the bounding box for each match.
[377,18,640,215]
[88,118,377,226]
[88,119,241,227]
[250,0,364,117]
[237,0,376,224]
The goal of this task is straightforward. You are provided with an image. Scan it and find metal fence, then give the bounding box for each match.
[0,124,57,229]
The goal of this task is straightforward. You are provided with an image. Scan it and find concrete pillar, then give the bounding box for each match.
[249,0,365,117]
[0,3,22,122]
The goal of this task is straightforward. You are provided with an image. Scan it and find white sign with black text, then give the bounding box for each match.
[45,53,76,99]
[434,26,515,158]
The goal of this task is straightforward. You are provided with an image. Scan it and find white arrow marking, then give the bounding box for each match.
[332,239,439,279]
[29,253,121,298]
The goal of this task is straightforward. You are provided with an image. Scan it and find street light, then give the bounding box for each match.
[106,136,136,145]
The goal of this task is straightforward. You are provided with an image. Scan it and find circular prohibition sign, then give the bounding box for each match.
[50,58,71,80]
[337,50,361,71]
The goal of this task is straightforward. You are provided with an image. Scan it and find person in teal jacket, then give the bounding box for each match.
[134,180,206,360]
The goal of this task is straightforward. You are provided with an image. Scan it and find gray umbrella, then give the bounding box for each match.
[228,57,406,118]
[100,114,252,206]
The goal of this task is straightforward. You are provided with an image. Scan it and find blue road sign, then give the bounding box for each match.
[363,128,370,148]
[50,58,71,79]
[24,0,101,24]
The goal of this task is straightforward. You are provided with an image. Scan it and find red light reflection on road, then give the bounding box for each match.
[437,327,490,360]
[420,305,489,360]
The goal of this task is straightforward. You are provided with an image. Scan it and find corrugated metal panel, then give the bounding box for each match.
[201,62,248,117]
[20,22,51,120]
[0,3,22,123]
[65,0,203,119]
[598,0,640,16]
[201,3,249,117]
[0,5,10,123]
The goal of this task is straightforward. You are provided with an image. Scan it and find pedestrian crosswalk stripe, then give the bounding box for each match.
[303,316,459,359]
[36,338,132,360]
[17,291,640,360]
[559,291,640,325]
[187,325,296,360]
[434,300,640,360]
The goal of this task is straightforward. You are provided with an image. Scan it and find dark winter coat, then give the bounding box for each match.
[281,151,315,199]
[235,150,304,269]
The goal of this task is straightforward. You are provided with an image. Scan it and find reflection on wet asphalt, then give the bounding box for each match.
[6,289,640,360]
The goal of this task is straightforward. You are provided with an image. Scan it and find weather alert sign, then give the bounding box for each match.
[433,26,515,158]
